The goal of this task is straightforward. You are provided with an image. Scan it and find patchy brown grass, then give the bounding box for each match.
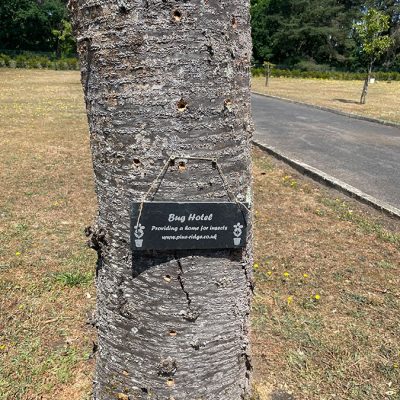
[252,148,400,400]
[0,69,97,399]
[0,69,399,399]
[252,77,400,124]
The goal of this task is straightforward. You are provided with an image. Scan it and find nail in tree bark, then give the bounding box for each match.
[69,1,254,399]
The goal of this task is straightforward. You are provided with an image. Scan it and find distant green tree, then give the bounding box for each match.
[0,0,67,52]
[354,8,394,103]
[52,19,76,57]
[251,0,364,68]
[367,0,400,68]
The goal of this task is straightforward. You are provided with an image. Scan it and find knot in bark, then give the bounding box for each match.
[157,356,177,377]
[85,225,107,252]
[179,308,200,322]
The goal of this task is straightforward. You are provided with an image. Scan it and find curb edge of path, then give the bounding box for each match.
[252,91,400,129]
[253,139,400,219]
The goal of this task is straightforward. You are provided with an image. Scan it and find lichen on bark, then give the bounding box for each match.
[69,0,254,398]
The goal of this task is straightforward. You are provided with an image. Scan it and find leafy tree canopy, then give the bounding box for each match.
[251,0,400,70]
[0,0,399,69]
[0,0,67,52]
[354,7,393,60]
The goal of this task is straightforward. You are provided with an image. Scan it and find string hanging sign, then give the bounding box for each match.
[130,156,250,251]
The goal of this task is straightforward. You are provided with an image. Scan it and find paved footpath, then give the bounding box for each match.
[252,93,400,210]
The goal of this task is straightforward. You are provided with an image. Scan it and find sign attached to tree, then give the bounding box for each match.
[131,202,249,251]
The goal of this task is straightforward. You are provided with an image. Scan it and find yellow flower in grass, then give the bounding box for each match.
[283,272,290,278]
[15,251,21,256]
[253,263,259,270]
[303,273,309,279]
[394,363,399,369]
[314,294,321,301]
[287,296,293,305]
[267,271,273,276]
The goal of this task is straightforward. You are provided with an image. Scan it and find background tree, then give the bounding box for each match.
[52,19,76,57]
[366,0,400,68]
[264,61,275,86]
[0,0,67,52]
[354,8,394,103]
[251,0,364,68]
[69,0,253,399]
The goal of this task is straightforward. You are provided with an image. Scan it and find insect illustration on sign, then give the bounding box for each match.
[134,224,145,247]
[233,222,244,245]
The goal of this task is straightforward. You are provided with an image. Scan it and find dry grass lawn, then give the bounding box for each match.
[0,69,96,399]
[0,69,399,399]
[252,150,399,400]
[252,77,400,124]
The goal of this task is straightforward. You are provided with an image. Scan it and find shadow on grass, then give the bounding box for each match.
[333,98,361,105]
[271,391,295,400]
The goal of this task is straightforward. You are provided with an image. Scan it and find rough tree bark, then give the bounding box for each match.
[69,1,253,399]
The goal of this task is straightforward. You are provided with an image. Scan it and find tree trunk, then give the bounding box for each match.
[360,61,374,105]
[265,64,269,87]
[69,1,253,399]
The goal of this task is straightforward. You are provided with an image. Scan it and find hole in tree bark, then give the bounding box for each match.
[177,98,187,112]
[166,378,175,387]
[164,275,172,282]
[119,5,129,14]
[159,357,177,377]
[224,98,233,111]
[172,10,182,22]
[133,158,141,167]
[232,16,237,28]
[178,161,186,171]
[169,330,177,336]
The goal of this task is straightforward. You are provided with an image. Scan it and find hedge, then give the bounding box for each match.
[2,52,399,80]
[251,67,400,81]
[0,53,79,70]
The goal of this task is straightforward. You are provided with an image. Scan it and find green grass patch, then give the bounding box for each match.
[53,271,93,287]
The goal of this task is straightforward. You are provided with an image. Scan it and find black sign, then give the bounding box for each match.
[131,202,249,251]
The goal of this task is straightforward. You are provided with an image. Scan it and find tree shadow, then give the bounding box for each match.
[131,249,244,278]
[270,390,295,400]
[333,98,360,105]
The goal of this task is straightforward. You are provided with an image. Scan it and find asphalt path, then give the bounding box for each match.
[252,94,400,210]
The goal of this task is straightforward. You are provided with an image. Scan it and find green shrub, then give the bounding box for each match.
[15,54,28,68]
[0,52,79,70]
[0,54,11,67]
[294,60,332,72]
[64,57,79,70]
[251,67,400,81]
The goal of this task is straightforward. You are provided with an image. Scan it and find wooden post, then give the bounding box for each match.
[264,61,274,87]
